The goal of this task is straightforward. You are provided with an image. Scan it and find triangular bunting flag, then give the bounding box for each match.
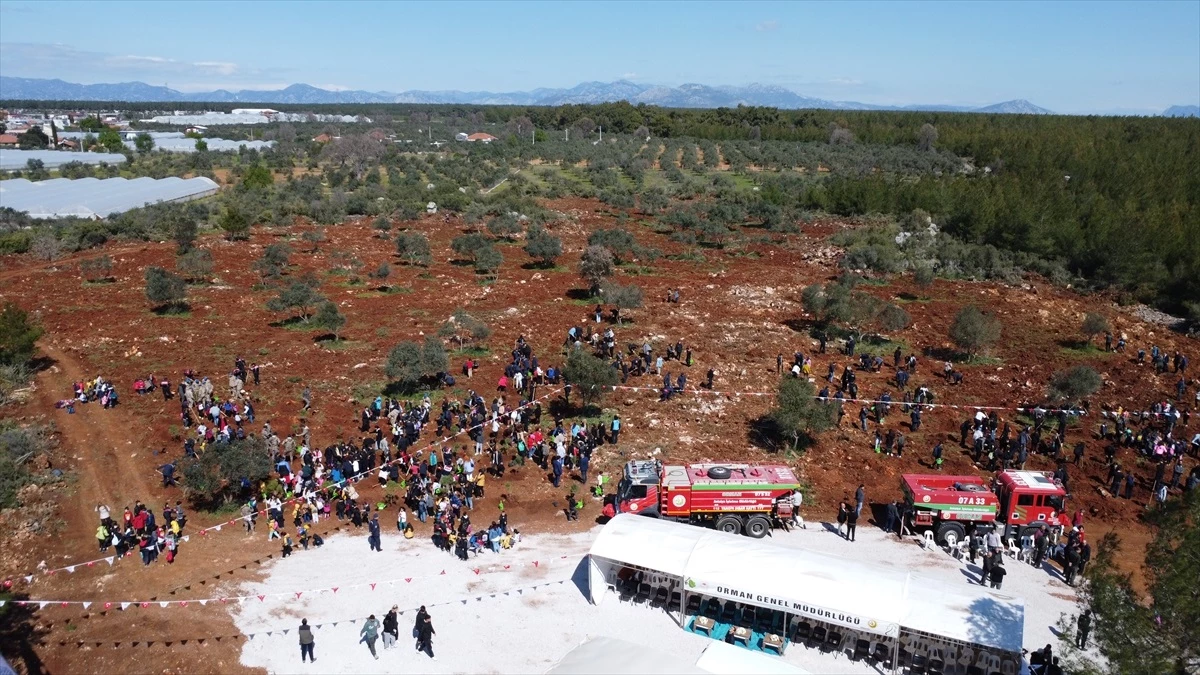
[266,631,273,637]
[0,601,5,607]
[440,570,446,575]
[461,599,468,605]
[82,602,92,609]
[180,601,189,607]
[66,566,76,573]
[159,602,169,608]
[257,595,265,602]
[227,519,236,526]
[213,524,222,532]
[282,629,289,635]
[248,634,255,640]
[405,578,411,583]
[86,561,95,568]
[533,561,539,567]
[295,592,303,599]
[24,575,33,583]
[182,536,189,543]
[105,557,115,566]
[38,601,48,609]
[121,602,131,610]
[331,587,338,593]
[199,600,208,606]
[60,602,70,607]
[370,583,376,591]
[473,569,480,575]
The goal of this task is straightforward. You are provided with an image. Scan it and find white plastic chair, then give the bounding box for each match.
[1000,658,1017,675]
[922,530,937,549]
[955,646,975,675]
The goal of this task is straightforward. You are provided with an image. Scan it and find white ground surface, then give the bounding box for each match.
[231,521,1080,674]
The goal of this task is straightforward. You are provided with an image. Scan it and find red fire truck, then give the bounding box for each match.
[901,470,1069,547]
[610,460,801,538]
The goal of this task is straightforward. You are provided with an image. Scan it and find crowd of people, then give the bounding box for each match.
[92,500,187,565]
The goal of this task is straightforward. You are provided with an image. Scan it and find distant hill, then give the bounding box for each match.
[972,99,1054,115]
[0,75,1059,114]
[1163,105,1200,117]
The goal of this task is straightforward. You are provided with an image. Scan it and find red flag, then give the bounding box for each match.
[404,578,411,583]
[331,587,338,593]
[439,570,446,576]
[104,602,112,610]
[370,583,377,591]
[295,592,303,599]
[257,595,265,602]
[533,561,539,567]
[473,569,480,575]
[180,601,189,607]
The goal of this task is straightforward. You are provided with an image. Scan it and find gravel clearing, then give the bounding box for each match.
[232,520,1080,674]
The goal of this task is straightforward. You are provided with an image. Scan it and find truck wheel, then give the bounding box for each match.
[1019,525,1043,541]
[715,514,743,535]
[707,466,732,480]
[745,515,771,539]
[936,522,966,548]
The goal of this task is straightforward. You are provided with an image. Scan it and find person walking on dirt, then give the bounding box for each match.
[610,415,621,444]
[299,618,315,663]
[360,614,381,660]
[301,386,311,411]
[932,441,944,471]
[382,606,399,650]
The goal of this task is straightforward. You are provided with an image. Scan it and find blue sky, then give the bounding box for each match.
[0,0,1197,113]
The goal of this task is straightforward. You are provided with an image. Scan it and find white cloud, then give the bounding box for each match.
[755,19,779,32]
[0,42,273,87]
[621,72,638,80]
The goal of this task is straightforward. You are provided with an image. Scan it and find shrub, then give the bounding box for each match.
[266,281,325,322]
[219,203,252,240]
[768,378,837,452]
[1082,313,1110,345]
[29,233,59,262]
[312,301,346,340]
[1048,365,1102,404]
[176,249,213,283]
[949,305,1002,359]
[253,243,291,280]
[562,349,617,409]
[0,303,43,367]
[601,282,644,324]
[80,255,114,282]
[144,267,187,311]
[486,213,522,239]
[373,216,393,237]
[579,245,615,295]
[523,223,562,267]
[180,435,273,508]
[395,231,432,266]
[437,309,491,349]
[588,227,638,263]
[473,244,503,276]
[451,233,492,263]
[876,303,912,332]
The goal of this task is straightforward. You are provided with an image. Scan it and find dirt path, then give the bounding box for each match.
[34,341,157,545]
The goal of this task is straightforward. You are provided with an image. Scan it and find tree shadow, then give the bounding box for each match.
[312,333,339,344]
[923,345,967,362]
[746,414,787,454]
[963,595,1025,654]
[152,302,191,316]
[565,288,595,302]
[0,591,50,675]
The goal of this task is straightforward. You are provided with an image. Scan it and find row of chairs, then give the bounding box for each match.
[617,576,682,610]
[898,635,1016,675]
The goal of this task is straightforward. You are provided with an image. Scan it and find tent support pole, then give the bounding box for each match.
[891,633,899,675]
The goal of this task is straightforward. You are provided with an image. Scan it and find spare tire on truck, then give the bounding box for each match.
[707,466,732,480]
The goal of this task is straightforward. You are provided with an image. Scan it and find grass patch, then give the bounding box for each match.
[855,337,910,358]
[82,278,117,286]
[452,346,491,358]
[408,309,429,317]
[1058,341,1115,359]
[319,339,363,351]
[620,265,657,276]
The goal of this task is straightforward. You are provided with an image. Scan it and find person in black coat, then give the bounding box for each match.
[416,611,436,660]
[382,606,399,650]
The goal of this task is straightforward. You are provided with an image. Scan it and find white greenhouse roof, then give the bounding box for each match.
[142,112,367,125]
[0,176,219,219]
[0,149,128,171]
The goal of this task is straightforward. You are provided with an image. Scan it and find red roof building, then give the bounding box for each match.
[465,132,498,143]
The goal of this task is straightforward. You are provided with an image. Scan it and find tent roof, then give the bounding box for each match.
[588,516,1024,653]
[545,636,705,675]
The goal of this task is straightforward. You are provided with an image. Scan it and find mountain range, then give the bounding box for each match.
[1,76,1058,114]
[1,76,1196,116]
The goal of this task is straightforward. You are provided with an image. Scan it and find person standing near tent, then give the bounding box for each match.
[846,505,858,542]
[989,557,1007,589]
[298,618,315,663]
[360,614,381,660]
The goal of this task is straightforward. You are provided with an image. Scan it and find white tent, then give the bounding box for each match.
[587,516,1024,654]
[545,636,705,675]
[696,641,811,674]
